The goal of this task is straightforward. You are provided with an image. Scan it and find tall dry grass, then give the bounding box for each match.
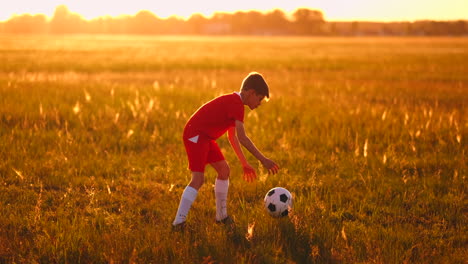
[0,35,466,263]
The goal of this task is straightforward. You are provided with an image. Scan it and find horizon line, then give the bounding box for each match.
[1,5,466,23]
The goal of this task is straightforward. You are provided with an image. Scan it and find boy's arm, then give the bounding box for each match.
[227,126,249,167]
[234,120,279,174]
[228,126,257,182]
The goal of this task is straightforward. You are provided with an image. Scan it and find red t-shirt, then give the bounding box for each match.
[184,93,244,140]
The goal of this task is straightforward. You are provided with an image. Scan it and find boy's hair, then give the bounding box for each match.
[240,72,269,98]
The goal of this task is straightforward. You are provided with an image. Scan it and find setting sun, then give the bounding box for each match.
[1,0,467,22]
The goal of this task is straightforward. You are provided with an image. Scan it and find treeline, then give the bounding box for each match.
[1,5,467,36]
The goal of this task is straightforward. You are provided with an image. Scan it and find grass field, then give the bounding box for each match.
[0,35,467,263]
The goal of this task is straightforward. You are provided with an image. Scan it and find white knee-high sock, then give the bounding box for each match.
[215,179,229,221]
[173,186,198,226]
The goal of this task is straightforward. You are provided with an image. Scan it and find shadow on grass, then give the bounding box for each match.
[278,216,333,263]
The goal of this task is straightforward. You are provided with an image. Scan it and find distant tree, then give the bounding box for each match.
[230,11,252,34]
[87,17,109,34]
[351,21,359,35]
[211,12,230,24]
[405,22,413,35]
[228,11,265,34]
[264,9,290,34]
[160,16,185,34]
[451,20,467,35]
[293,8,324,35]
[187,13,208,34]
[328,22,337,35]
[50,5,86,34]
[128,11,161,34]
[3,14,48,34]
[201,13,231,35]
[245,11,264,34]
[108,16,132,34]
[2,5,467,36]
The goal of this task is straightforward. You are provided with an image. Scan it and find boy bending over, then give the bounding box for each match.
[173,72,279,227]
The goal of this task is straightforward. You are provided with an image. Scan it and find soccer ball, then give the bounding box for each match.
[264,187,293,217]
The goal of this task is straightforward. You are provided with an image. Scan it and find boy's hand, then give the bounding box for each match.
[242,163,257,182]
[261,158,280,175]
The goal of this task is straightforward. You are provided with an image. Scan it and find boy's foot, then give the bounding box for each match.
[171,221,186,232]
[216,215,235,225]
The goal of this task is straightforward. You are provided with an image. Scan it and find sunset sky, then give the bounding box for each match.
[1,0,467,22]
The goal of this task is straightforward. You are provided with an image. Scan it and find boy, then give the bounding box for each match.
[172,72,279,227]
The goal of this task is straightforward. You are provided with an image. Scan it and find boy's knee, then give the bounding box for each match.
[189,172,205,190]
[217,164,230,180]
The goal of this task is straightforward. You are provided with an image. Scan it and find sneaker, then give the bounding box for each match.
[171,221,186,232]
[216,215,235,225]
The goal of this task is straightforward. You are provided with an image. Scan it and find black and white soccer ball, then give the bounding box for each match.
[264,187,293,217]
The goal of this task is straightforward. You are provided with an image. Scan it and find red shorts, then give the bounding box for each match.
[183,134,225,172]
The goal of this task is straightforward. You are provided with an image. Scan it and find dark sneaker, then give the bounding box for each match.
[171,221,186,232]
[216,216,235,225]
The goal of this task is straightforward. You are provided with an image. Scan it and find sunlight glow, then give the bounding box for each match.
[63,0,314,19]
[318,0,468,21]
[73,102,80,114]
[0,0,312,21]
[246,222,255,241]
[0,0,466,22]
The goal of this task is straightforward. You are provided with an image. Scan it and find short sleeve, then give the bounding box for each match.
[229,100,244,123]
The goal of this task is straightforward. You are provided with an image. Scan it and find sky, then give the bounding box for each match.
[0,0,467,22]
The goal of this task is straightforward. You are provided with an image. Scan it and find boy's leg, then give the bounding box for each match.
[173,172,204,226]
[210,160,230,221]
